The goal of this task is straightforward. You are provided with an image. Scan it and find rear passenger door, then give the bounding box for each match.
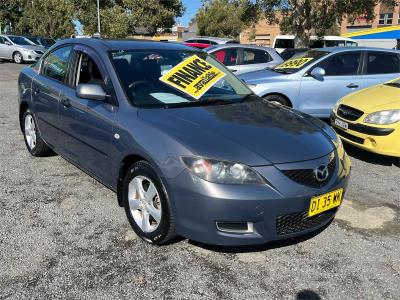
[57,45,116,185]
[239,48,274,73]
[32,45,73,149]
[210,48,240,73]
[358,51,400,90]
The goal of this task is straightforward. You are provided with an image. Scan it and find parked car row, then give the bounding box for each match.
[0,34,54,64]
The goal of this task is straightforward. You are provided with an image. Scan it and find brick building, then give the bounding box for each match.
[240,4,400,46]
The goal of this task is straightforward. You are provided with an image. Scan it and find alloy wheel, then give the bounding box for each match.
[24,114,37,150]
[14,53,22,63]
[128,175,162,233]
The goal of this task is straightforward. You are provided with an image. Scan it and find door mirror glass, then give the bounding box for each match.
[5,41,11,46]
[76,83,106,101]
[310,67,326,78]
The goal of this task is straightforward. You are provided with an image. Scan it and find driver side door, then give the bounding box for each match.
[58,46,117,185]
[298,51,362,117]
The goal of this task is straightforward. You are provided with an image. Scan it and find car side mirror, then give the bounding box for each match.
[4,41,11,46]
[310,67,325,78]
[76,83,106,101]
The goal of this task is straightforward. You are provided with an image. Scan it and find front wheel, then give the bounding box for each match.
[122,161,176,245]
[263,94,290,107]
[23,110,53,156]
[13,52,23,64]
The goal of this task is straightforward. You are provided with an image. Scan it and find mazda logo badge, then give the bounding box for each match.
[314,164,329,182]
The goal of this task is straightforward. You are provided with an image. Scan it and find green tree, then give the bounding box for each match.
[257,0,398,47]
[16,0,75,37]
[0,0,24,34]
[75,0,185,37]
[196,0,259,38]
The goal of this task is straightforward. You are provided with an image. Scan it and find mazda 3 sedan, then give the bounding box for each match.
[18,38,351,246]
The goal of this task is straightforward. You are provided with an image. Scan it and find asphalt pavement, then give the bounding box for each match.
[0,61,399,299]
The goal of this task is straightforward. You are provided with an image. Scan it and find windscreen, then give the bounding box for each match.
[110,49,252,108]
[8,36,35,46]
[272,50,328,74]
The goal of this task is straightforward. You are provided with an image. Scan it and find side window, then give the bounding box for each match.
[366,52,400,74]
[0,37,4,44]
[42,46,72,82]
[316,52,361,76]
[75,52,105,88]
[243,49,272,64]
[211,48,238,66]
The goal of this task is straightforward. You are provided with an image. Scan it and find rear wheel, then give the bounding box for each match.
[122,161,176,245]
[263,94,290,107]
[23,110,53,156]
[13,52,23,64]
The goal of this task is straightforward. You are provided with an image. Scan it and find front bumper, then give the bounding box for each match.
[22,51,42,62]
[166,151,351,246]
[331,112,400,157]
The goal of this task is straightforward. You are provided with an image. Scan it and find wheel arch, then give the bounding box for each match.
[19,101,29,132]
[262,92,293,107]
[117,153,149,207]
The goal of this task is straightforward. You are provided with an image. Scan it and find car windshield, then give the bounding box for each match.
[271,50,328,74]
[8,36,35,46]
[110,49,253,108]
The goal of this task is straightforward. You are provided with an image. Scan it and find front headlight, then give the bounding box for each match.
[364,110,400,125]
[333,101,340,114]
[182,157,265,184]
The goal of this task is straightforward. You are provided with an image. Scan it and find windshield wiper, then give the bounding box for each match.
[271,69,292,74]
[384,82,400,88]
[164,98,236,109]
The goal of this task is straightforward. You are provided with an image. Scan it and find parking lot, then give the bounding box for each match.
[0,61,399,299]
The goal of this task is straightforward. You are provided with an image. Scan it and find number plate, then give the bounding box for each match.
[308,189,343,217]
[334,118,348,130]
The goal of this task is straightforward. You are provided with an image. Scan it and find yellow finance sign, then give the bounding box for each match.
[159,55,226,99]
[275,57,313,69]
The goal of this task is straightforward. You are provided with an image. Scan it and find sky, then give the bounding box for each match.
[177,0,203,26]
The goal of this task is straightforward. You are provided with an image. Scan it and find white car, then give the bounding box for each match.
[0,35,46,64]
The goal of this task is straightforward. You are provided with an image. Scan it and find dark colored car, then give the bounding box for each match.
[280,48,310,61]
[23,36,56,49]
[18,38,351,246]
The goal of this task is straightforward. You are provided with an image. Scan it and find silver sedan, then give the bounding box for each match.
[0,35,46,64]
[206,44,283,75]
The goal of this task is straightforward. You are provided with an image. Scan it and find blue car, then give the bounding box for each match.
[18,38,350,246]
[239,47,400,118]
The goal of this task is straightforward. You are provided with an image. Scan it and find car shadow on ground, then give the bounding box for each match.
[343,142,399,167]
[187,220,332,253]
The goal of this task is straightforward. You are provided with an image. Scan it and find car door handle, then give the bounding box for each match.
[346,83,359,89]
[60,97,71,108]
[231,69,237,72]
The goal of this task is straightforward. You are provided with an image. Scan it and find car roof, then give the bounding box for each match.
[184,36,237,42]
[206,44,275,51]
[316,46,400,53]
[56,38,199,52]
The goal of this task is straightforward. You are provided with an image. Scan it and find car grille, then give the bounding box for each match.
[282,158,336,188]
[337,104,364,121]
[333,127,365,144]
[276,209,337,235]
[34,50,44,54]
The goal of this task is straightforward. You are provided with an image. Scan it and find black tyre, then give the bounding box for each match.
[122,160,176,245]
[13,51,23,64]
[263,94,291,107]
[22,109,53,157]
